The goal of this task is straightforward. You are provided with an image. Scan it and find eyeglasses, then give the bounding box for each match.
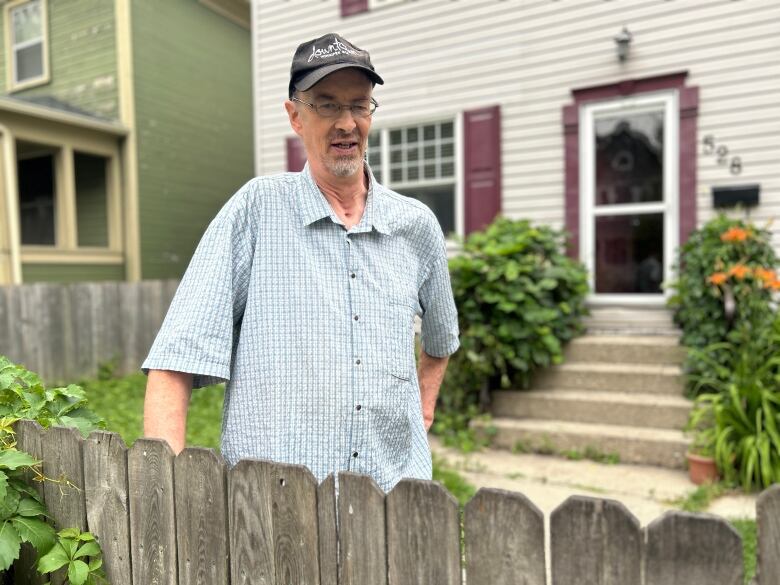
[292,97,378,119]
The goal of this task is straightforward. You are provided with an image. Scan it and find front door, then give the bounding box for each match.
[580,91,678,304]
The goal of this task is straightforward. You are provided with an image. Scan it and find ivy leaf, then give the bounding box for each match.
[74,541,100,559]
[68,559,90,585]
[16,497,47,517]
[12,516,55,552]
[88,556,103,571]
[0,470,7,501]
[0,449,38,470]
[0,487,21,520]
[0,520,22,570]
[37,541,70,573]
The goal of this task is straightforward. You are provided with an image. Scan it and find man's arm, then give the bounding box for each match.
[417,351,449,432]
[143,370,193,454]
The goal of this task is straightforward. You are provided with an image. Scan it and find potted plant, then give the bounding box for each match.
[685,426,719,485]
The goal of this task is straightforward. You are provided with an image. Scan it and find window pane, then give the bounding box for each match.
[390,148,402,164]
[407,147,418,162]
[423,125,436,140]
[18,154,55,246]
[441,122,453,139]
[391,167,403,182]
[12,1,42,44]
[595,110,664,205]
[441,142,454,158]
[595,213,663,293]
[407,127,418,143]
[405,185,455,235]
[75,152,109,247]
[16,43,44,82]
[368,132,380,148]
[441,161,454,177]
[390,130,402,145]
[407,166,419,181]
[424,164,436,179]
[423,145,435,160]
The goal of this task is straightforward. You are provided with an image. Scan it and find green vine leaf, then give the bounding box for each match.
[12,516,55,552]
[68,558,90,585]
[0,448,39,470]
[37,541,70,573]
[0,520,22,570]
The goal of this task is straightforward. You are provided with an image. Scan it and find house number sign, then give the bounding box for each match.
[702,135,743,175]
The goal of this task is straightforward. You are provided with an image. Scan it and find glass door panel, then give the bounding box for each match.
[595,213,664,293]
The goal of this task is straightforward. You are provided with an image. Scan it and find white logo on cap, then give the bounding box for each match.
[308,36,360,63]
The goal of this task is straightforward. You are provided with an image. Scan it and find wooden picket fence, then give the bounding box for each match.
[10,421,780,585]
[0,280,179,384]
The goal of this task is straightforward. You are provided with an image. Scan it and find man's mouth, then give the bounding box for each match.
[330,140,359,154]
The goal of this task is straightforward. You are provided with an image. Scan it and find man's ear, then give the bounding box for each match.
[284,100,304,137]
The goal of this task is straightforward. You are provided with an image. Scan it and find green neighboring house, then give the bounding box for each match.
[0,0,253,283]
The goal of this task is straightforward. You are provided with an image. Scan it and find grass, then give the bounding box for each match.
[666,481,727,513]
[79,372,225,449]
[731,518,757,585]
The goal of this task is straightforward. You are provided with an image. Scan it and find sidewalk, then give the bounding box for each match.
[429,436,757,525]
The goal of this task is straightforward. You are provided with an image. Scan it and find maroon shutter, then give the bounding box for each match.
[464,105,502,234]
[341,0,368,17]
[286,136,306,172]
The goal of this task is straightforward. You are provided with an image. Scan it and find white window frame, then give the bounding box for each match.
[4,0,50,92]
[579,90,679,306]
[368,114,465,241]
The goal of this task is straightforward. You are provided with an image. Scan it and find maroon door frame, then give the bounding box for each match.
[562,71,699,259]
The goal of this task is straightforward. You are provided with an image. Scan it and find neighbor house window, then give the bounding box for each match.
[17,152,55,245]
[5,0,49,90]
[368,120,459,236]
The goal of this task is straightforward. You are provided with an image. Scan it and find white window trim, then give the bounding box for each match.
[369,114,464,241]
[579,90,679,306]
[4,0,51,92]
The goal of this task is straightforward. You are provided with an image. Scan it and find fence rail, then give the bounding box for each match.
[10,421,780,585]
[0,280,179,383]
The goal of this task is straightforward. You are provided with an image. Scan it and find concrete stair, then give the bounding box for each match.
[480,332,692,469]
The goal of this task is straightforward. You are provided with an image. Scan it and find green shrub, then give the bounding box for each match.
[688,316,780,491]
[433,218,588,447]
[668,214,778,395]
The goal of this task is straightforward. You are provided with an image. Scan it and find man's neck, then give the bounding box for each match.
[311,167,368,229]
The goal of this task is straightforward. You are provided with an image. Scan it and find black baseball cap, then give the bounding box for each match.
[288,33,384,99]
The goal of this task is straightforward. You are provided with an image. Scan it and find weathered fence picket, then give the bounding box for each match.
[0,280,179,384]
[9,423,778,584]
[128,438,177,585]
[550,496,642,585]
[644,511,743,585]
[83,430,132,585]
[13,421,46,585]
[757,485,780,585]
[464,488,546,585]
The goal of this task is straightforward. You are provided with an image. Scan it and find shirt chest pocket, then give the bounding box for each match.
[379,300,418,382]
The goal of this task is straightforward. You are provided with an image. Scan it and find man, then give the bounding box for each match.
[142,33,459,492]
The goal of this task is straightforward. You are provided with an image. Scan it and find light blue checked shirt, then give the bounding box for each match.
[142,163,459,492]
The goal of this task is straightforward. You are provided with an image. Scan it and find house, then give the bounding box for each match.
[0,0,253,284]
[251,0,779,464]
[252,0,778,329]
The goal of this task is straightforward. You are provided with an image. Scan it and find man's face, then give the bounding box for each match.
[287,68,373,180]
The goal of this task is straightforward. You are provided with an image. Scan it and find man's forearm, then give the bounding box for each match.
[417,351,449,432]
[143,370,193,454]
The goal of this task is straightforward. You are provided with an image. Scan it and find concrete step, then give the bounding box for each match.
[532,362,684,395]
[491,390,692,430]
[476,417,690,469]
[564,335,686,366]
[584,307,679,336]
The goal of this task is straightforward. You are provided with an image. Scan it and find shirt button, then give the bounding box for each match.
[355,359,361,365]
[354,315,359,321]
[350,273,356,279]
[356,404,362,411]
[352,451,359,458]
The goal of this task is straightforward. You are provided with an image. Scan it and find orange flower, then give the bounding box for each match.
[770,280,780,291]
[720,227,751,242]
[728,264,751,280]
[754,268,777,286]
[708,272,728,285]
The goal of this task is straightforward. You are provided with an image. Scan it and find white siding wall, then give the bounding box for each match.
[252,0,780,244]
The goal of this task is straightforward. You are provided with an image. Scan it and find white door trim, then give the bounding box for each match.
[579,90,679,306]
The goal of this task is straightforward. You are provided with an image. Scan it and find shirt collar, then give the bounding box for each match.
[299,162,392,235]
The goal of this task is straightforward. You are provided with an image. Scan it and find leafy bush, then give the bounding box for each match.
[0,357,107,582]
[668,215,779,394]
[687,317,780,491]
[433,218,588,447]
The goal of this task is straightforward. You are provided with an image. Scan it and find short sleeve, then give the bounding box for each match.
[142,181,256,387]
[419,253,460,359]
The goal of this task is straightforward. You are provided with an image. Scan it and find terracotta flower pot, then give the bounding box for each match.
[687,452,719,485]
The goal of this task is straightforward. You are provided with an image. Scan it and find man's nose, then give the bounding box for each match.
[333,106,358,132]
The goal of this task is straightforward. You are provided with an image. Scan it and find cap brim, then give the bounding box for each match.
[294,63,384,94]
